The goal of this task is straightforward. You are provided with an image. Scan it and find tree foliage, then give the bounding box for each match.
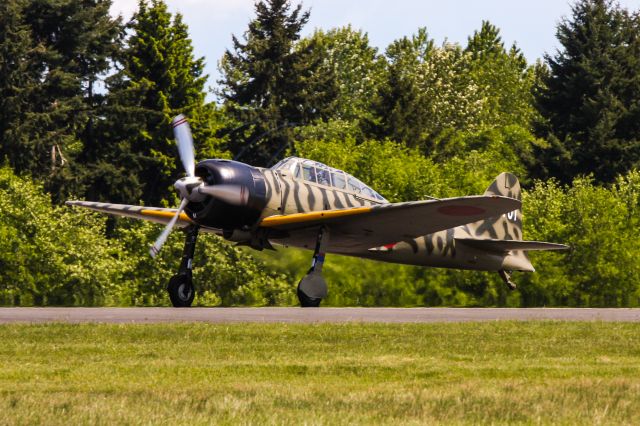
[85,0,220,206]
[0,166,128,306]
[0,166,293,306]
[0,0,35,169]
[301,26,385,124]
[521,172,640,306]
[0,0,121,202]
[2,0,640,307]
[465,21,539,130]
[373,28,485,151]
[536,0,640,183]
[218,0,337,166]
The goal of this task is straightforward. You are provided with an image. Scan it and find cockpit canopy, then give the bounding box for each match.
[271,157,388,203]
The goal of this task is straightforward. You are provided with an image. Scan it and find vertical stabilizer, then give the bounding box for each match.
[470,173,522,241]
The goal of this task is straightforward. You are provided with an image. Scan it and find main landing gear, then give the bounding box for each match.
[297,226,330,307]
[499,270,517,290]
[167,225,199,307]
[166,224,331,308]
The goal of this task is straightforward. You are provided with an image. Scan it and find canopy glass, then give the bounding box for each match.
[271,157,388,202]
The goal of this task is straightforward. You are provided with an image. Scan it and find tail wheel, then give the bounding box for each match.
[168,274,195,307]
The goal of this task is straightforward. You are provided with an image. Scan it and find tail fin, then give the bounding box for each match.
[473,172,522,241]
[457,173,568,278]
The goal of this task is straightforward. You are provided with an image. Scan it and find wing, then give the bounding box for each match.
[260,195,521,254]
[66,200,194,228]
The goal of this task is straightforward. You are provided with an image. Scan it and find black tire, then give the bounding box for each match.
[297,287,322,308]
[167,274,195,307]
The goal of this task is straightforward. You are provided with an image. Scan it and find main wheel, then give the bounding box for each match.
[297,287,322,308]
[167,274,195,307]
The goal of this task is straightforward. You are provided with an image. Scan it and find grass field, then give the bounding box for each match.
[1,322,640,425]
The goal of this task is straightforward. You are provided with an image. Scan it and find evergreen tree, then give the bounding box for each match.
[18,0,121,202]
[88,0,218,205]
[0,0,122,202]
[537,0,640,183]
[0,0,36,168]
[218,0,336,166]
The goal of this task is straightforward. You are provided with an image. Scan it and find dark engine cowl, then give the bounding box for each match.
[186,159,268,229]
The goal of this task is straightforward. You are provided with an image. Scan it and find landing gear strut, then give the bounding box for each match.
[499,270,516,290]
[297,226,330,307]
[168,225,199,307]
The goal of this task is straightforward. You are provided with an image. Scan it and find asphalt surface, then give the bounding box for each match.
[1,307,640,323]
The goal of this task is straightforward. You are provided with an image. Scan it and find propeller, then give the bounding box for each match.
[148,114,250,258]
[149,115,199,258]
[172,114,195,177]
[149,198,188,258]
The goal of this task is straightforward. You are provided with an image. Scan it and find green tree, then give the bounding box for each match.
[521,173,640,306]
[0,0,35,167]
[537,0,640,183]
[0,0,121,202]
[465,21,538,130]
[112,220,294,307]
[86,0,219,205]
[301,26,385,124]
[218,0,337,166]
[0,166,129,306]
[373,28,485,152]
[0,164,294,307]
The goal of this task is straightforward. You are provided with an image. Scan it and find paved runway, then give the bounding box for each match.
[1,307,640,323]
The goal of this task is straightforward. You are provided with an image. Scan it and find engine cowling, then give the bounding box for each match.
[185,159,268,229]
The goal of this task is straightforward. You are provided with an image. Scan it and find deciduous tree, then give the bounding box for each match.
[465,21,538,130]
[373,28,485,152]
[301,26,385,123]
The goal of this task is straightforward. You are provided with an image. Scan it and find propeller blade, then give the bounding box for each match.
[198,184,249,206]
[172,114,195,177]
[149,198,189,258]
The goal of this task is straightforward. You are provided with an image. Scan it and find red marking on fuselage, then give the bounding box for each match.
[437,205,486,216]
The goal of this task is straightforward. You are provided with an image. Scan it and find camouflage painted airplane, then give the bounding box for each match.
[67,115,568,307]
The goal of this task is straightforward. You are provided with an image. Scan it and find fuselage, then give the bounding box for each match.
[263,158,529,273]
[186,157,531,273]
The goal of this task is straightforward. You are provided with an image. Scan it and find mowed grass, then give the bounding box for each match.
[1,322,640,425]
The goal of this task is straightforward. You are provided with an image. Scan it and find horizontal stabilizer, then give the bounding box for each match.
[455,238,569,253]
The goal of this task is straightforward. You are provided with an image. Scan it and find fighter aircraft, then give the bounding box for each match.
[67,115,568,307]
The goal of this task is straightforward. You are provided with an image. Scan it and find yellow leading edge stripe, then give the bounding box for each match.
[259,206,372,227]
[140,209,193,223]
[140,206,371,227]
